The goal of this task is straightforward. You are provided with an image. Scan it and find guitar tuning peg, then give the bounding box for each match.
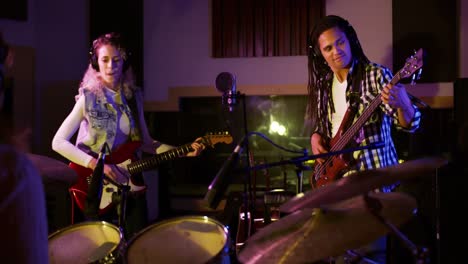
[416,68,423,79]
[410,68,423,85]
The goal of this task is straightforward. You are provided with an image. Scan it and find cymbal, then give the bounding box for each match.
[26,153,77,185]
[238,192,417,264]
[280,156,447,213]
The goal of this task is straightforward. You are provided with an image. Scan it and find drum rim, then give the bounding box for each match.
[48,220,121,240]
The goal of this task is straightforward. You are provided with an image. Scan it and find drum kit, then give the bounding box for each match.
[38,153,447,264]
[236,156,448,264]
[48,216,231,264]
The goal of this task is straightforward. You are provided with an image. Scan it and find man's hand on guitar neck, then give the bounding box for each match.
[381,83,415,129]
[311,133,328,165]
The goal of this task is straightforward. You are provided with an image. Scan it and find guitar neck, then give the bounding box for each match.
[331,71,402,152]
[127,143,194,175]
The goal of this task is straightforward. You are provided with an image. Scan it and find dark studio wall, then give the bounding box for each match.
[89,0,144,87]
[393,0,458,83]
[0,0,28,21]
[390,1,459,262]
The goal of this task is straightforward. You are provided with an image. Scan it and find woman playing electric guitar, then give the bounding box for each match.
[51,32,205,239]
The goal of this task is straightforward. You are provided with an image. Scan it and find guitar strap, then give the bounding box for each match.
[339,68,362,132]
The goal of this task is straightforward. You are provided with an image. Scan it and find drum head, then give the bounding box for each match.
[126,216,228,264]
[48,221,122,264]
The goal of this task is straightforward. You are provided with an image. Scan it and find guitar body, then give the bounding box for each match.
[312,108,356,189]
[312,138,353,189]
[69,141,146,215]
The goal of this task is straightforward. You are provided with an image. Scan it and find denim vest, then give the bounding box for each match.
[75,88,140,157]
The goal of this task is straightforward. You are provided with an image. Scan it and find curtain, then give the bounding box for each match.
[213,0,325,57]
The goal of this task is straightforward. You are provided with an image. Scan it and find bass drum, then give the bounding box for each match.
[125,216,231,264]
[48,221,124,264]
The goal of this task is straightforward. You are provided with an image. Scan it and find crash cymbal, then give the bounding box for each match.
[238,192,417,264]
[26,153,77,186]
[280,156,447,213]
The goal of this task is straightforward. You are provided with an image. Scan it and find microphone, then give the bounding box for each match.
[407,92,430,108]
[84,143,107,220]
[215,72,237,112]
[204,137,244,209]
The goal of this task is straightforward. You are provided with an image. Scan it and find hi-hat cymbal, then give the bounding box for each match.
[238,192,417,264]
[280,156,447,213]
[26,153,77,185]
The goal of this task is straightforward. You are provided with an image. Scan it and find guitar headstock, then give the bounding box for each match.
[202,131,233,147]
[398,48,424,80]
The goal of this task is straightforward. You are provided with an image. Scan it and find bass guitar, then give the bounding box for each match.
[69,132,233,214]
[311,48,424,189]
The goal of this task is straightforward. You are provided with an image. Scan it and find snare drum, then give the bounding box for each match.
[125,216,230,264]
[48,221,124,264]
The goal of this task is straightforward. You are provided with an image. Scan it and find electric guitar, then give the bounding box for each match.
[69,132,233,214]
[311,48,424,189]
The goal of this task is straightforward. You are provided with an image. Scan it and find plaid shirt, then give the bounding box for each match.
[316,61,421,175]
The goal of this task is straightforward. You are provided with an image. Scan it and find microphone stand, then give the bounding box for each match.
[238,92,255,244]
[107,175,131,239]
[248,142,385,173]
[247,142,386,198]
[85,144,107,221]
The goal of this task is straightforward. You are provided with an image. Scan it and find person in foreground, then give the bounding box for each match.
[0,32,49,263]
[306,15,421,263]
[52,32,205,239]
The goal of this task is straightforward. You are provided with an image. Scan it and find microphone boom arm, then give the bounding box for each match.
[249,142,385,172]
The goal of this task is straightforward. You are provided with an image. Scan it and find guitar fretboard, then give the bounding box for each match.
[127,143,194,175]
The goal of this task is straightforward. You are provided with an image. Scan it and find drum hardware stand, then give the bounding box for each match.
[295,166,304,194]
[363,194,430,264]
[278,158,304,195]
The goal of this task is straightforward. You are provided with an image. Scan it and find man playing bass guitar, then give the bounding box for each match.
[307,15,422,190]
[305,15,422,263]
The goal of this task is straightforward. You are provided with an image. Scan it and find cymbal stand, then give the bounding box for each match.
[363,194,430,264]
[344,249,381,264]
